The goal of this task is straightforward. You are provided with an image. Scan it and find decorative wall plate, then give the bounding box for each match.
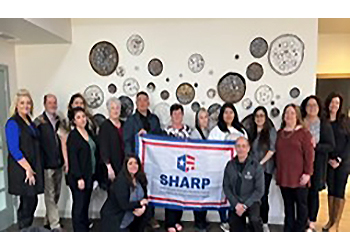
[123,78,140,96]
[207,88,216,99]
[160,90,170,100]
[241,98,253,110]
[118,95,134,121]
[250,37,268,58]
[188,53,205,73]
[127,34,144,56]
[246,62,264,82]
[275,94,281,100]
[268,34,305,76]
[152,102,171,128]
[93,114,106,127]
[217,72,246,103]
[108,83,117,94]
[116,66,125,77]
[176,83,195,105]
[148,58,163,76]
[234,54,240,60]
[134,66,140,71]
[208,103,222,130]
[83,85,104,109]
[147,82,156,93]
[209,70,214,75]
[271,107,280,118]
[255,85,274,105]
[290,87,301,98]
[89,41,118,76]
[191,102,201,113]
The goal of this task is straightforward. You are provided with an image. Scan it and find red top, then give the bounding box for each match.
[275,128,314,188]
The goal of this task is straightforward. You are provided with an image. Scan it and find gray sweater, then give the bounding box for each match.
[223,155,264,208]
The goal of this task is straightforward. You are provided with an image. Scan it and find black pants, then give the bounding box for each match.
[260,173,272,224]
[69,182,92,232]
[307,177,319,222]
[327,165,349,199]
[193,210,208,229]
[280,187,308,232]
[164,208,183,229]
[18,195,38,230]
[228,202,263,232]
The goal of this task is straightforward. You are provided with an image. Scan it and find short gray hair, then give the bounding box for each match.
[106,97,121,113]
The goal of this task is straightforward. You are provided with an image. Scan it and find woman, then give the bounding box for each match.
[300,96,335,232]
[275,104,314,232]
[208,102,248,232]
[5,89,44,230]
[100,154,150,232]
[249,106,277,232]
[164,103,191,232]
[322,93,350,232]
[98,97,125,189]
[67,107,99,232]
[190,108,210,232]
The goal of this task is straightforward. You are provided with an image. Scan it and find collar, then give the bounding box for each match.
[136,109,150,118]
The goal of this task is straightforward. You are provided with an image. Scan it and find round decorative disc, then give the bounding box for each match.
[268,34,305,76]
[208,103,222,130]
[207,88,216,99]
[191,101,201,113]
[160,90,170,100]
[123,78,140,96]
[127,34,145,56]
[188,53,205,73]
[246,62,264,82]
[116,66,125,77]
[108,83,117,94]
[271,107,280,118]
[290,87,301,99]
[147,82,156,93]
[242,98,253,110]
[92,113,106,127]
[89,41,118,76]
[250,37,268,58]
[217,72,246,103]
[176,83,195,105]
[83,85,104,109]
[234,54,240,60]
[276,94,281,100]
[153,102,171,128]
[148,58,163,76]
[118,95,134,121]
[209,70,214,75]
[255,85,274,105]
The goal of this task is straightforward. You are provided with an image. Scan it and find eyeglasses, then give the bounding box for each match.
[255,114,265,118]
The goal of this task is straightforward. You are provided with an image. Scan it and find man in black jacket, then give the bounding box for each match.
[223,136,264,232]
[34,94,64,231]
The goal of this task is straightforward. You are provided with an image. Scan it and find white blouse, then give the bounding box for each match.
[208,125,248,141]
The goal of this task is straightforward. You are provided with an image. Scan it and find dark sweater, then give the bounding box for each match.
[329,120,350,173]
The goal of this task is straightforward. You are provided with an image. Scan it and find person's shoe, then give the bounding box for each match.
[43,224,51,230]
[167,227,176,232]
[149,217,160,229]
[220,222,230,232]
[263,224,270,232]
[175,223,183,232]
[323,195,335,232]
[88,221,94,229]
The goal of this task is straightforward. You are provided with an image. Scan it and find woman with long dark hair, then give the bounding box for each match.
[300,95,335,232]
[100,154,150,232]
[322,93,350,232]
[208,102,248,232]
[249,106,277,232]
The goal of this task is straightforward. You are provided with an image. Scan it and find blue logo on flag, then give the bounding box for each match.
[177,154,196,172]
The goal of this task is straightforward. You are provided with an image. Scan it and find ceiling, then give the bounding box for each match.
[318,18,350,34]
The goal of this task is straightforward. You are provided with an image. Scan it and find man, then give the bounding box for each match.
[34,94,64,231]
[223,136,264,232]
[123,91,163,229]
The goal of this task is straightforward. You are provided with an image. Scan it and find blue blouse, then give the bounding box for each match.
[5,119,37,161]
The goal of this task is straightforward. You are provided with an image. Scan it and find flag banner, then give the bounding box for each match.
[136,134,236,211]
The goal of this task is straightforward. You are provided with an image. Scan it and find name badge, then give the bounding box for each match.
[244,171,253,180]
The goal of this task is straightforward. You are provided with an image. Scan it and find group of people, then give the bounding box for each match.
[4,88,350,232]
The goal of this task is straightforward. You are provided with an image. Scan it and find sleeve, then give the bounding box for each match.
[269,128,277,152]
[244,164,265,208]
[338,133,350,163]
[5,120,24,161]
[67,134,83,179]
[315,122,335,154]
[242,127,249,139]
[153,116,164,135]
[114,177,142,211]
[302,129,314,175]
[98,124,111,165]
[208,127,217,140]
[222,162,239,208]
[123,117,135,154]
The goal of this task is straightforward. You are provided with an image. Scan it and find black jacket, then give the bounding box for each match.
[67,128,99,188]
[312,121,335,190]
[34,112,64,169]
[7,114,44,196]
[123,110,163,154]
[223,155,264,208]
[100,171,147,232]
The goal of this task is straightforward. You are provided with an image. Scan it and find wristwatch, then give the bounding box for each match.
[242,204,248,210]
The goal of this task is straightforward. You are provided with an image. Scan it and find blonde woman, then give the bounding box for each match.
[5,89,44,230]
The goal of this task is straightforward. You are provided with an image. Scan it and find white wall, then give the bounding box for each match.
[15,18,318,224]
[0,40,17,97]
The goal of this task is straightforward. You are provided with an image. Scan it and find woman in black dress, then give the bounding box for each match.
[322,93,350,232]
[100,154,150,232]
